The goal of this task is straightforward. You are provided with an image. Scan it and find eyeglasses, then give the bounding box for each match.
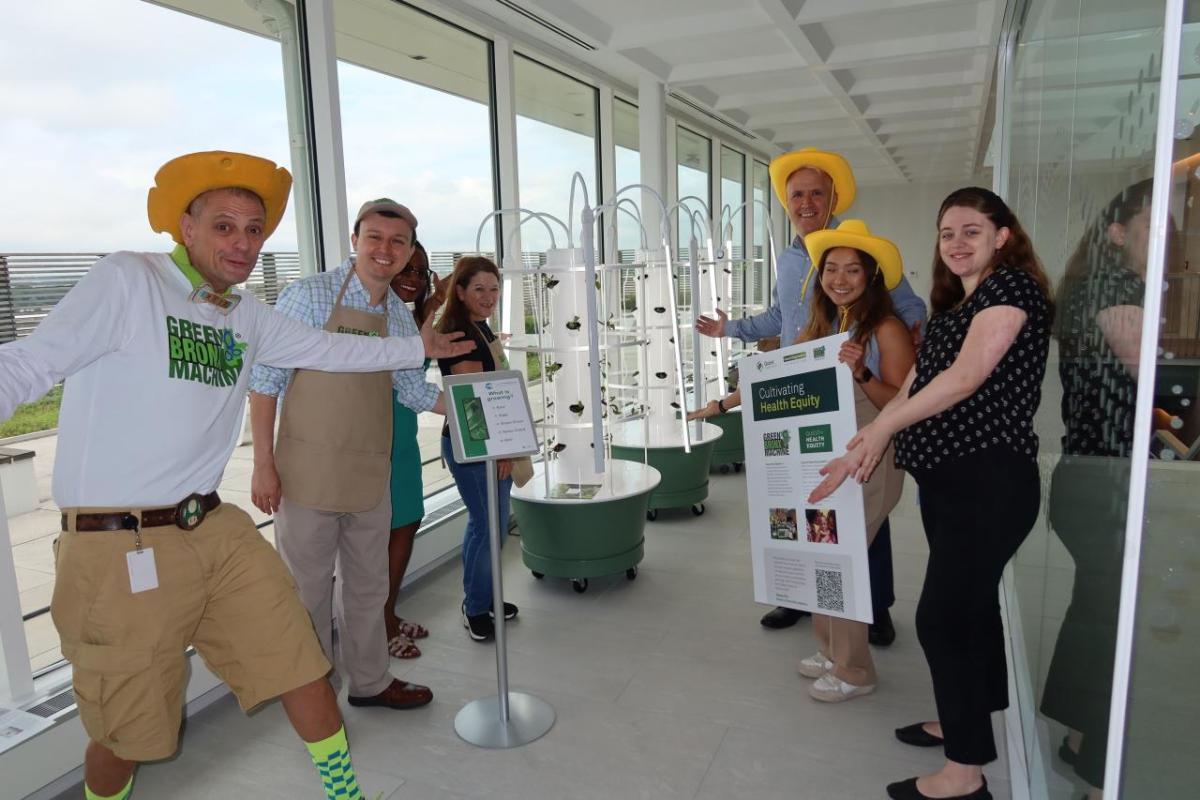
[398,263,430,280]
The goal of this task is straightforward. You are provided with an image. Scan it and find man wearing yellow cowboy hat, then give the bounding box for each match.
[0,150,474,800]
[696,147,926,637]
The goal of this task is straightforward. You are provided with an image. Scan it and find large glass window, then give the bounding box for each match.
[719,146,746,323]
[613,98,642,261]
[335,0,495,498]
[751,160,773,312]
[0,0,313,675]
[1003,2,1196,797]
[514,54,600,255]
[675,125,712,259]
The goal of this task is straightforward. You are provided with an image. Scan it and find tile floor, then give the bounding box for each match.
[79,471,1013,800]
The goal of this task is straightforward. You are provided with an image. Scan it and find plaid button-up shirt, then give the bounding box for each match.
[248,259,439,412]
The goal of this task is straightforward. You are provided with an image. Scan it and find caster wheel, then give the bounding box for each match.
[646,509,659,521]
[719,464,731,475]
[692,503,706,516]
[571,578,589,594]
[734,463,743,473]
[531,571,544,579]
[625,567,638,581]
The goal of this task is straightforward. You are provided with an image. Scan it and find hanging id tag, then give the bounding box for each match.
[126,548,159,593]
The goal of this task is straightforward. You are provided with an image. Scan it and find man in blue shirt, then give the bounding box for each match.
[248,199,443,710]
[697,149,926,644]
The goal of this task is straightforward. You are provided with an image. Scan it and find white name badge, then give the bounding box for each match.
[127,548,159,593]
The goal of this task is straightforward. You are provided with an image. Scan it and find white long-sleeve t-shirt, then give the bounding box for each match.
[0,251,426,507]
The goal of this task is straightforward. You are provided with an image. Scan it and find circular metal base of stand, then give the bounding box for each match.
[454,692,556,748]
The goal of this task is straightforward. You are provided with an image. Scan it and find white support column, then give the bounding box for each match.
[300,0,350,271]
[598,85,616,212]
[637,75,668,245]
[0,491,34,703]
[493,36,526,361]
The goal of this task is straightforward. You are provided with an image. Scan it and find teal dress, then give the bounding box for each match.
[390,386,425,528]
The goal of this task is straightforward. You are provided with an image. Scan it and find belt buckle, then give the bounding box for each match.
[175,493,207,531]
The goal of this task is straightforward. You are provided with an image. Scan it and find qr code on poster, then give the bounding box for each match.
[815,568,845,613]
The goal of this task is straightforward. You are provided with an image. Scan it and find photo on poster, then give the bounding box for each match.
[463,396,490,442]
[768,507,798,540]
[805,508,838,544]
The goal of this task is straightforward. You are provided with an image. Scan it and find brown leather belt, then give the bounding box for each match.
[63,492,222,533]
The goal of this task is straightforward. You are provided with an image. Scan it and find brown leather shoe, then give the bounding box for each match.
[347,678,433,710]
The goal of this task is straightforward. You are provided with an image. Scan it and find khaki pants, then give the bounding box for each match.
[812,521,881,688]
[275,493,393,697]
[52,504,330,761]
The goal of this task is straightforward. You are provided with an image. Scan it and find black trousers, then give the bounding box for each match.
[869,517,895,616]
[913,448,1040,765]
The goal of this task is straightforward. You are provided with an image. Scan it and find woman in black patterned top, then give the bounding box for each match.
[810,187,1052,800]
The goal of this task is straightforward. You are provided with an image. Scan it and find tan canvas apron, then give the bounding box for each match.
[854,381,904,539]
[275,269,393,512]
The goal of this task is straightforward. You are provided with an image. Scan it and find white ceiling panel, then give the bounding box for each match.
[459,0,1007,185]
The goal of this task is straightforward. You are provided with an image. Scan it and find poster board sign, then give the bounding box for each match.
[444,370,539,464]
[740,333,873,623]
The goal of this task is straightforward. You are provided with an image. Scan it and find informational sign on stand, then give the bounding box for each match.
[443,369,553,749]
[740,333,873,624]
[445,370,539,464]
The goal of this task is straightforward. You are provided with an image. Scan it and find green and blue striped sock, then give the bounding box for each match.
[305,725,363,800]
[84,775,133,800]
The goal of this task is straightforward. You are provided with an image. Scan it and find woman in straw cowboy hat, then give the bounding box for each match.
[692,220,915,702]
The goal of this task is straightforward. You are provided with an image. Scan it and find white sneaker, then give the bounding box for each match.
[797,652,834,678]
[808,672,876,703]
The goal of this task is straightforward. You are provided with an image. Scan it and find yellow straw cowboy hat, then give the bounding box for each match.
[768,148,856,216]
[148,151,292,244]
[804,219,903,290]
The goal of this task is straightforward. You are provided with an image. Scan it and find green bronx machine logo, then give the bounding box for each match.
[166,315,248,387]
[763,430,790,457]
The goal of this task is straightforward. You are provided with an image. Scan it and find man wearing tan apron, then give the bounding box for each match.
[248,200,442,710]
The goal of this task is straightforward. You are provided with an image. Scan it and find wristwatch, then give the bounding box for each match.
[716,398,727,414]
[854,368,872,385]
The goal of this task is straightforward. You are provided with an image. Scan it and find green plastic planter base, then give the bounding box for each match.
[707,410,745,469]
[513,490,651,583]
[611,438,717,513]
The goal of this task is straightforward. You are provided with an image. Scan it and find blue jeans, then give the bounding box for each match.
[442,436,513,616]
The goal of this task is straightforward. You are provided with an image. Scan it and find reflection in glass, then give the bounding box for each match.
[1042,181,1154,795]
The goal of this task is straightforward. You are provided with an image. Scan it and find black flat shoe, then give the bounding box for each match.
[894,722,944,747]
[886,776,991,800]
[869,608,896,647]
[1058,735,1078,765]
[759,606,810,629]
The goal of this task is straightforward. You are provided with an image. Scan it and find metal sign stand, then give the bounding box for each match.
[443,370,555,748]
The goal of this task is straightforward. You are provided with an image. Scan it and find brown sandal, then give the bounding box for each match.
[388,634,421,659]
[395,618,428,639]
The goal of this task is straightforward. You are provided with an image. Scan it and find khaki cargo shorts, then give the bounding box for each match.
[51,503,331,761]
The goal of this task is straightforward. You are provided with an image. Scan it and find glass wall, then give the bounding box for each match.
[751,160,773,314]
[0,0,314,676]
[514,54,600,255]
[334,0,496,497]
[1003,1,1197,797]
[613,98,642,260]
[675,125,712,259]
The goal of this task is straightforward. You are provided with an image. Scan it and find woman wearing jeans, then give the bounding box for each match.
[810,188,1052,800]
[436,256,517,642]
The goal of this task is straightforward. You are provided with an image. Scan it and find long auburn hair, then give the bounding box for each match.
[798,248,897,346]
[436,255,501,335]
[930,187,1053,323]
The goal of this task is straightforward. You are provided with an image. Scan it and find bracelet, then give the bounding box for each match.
[716,398,727,414]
